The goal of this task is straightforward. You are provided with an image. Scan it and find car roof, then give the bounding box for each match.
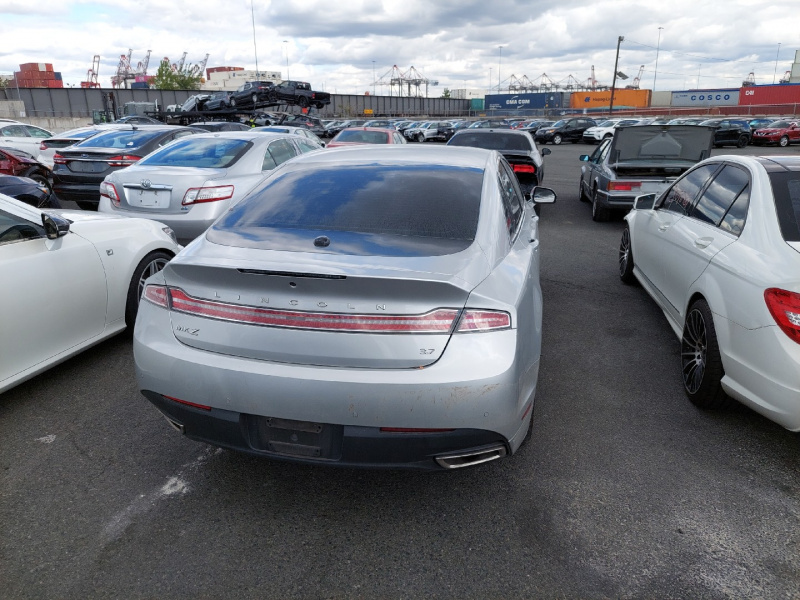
[280,144,493,170]
[754,156,800,172]
[189,130,298,141]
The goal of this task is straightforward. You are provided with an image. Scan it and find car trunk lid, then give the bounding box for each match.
[117,166,227,213]
[160,248,487,368]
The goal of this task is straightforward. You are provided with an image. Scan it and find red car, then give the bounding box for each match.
[751,120,800,147]
[0,146,53,195]
[327,127,407,148]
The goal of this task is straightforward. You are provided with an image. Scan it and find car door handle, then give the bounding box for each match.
[694,237,714,249]
[658,224,670,232]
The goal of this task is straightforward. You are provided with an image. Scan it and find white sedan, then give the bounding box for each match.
[0,193,181,393]
[619,155,800,430]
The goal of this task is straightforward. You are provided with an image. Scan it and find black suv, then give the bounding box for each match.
[698,118,751,148]
[534,117,597,144]
[229,81,275,108]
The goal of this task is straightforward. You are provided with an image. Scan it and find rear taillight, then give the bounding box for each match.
[99,181,121,207]
[456,310,511,332]
[53,153,67,165]
[764,288,800,344]
[169,288,459,332]
[512,164,536,174]
[40,142,49,150]
[608,181,642,191]
[182,185,234,205]
[107,155,141,167]
[143,285,169,308]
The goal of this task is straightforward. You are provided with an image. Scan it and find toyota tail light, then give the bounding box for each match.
[764,288,800,344]
[99,181,121,207]
[182,185,235,205]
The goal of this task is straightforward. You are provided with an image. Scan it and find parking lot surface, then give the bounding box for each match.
[2,141,799,598]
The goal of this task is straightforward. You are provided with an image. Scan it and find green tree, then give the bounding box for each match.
[441,88,451,99]
[151,59,202,90]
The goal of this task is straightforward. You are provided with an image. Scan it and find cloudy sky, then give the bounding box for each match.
[2,0,798,95]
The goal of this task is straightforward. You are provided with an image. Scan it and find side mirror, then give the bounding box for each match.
[579,155,589,162]
[633,193,657,211]
[540,147,551,156]
[41,212,70,240]
[530,186,557,205]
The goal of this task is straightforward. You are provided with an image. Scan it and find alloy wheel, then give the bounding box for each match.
[681,308,707,394]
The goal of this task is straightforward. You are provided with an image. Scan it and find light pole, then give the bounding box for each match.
[372,60,376,96]
[250,0,259,78]
[773,42,782,84]
[498,45,503,92]
[489,67,492,94]
[652,26,663,91]
[609,36,624,114]
[697,63,701,88]
[283,40,289,80]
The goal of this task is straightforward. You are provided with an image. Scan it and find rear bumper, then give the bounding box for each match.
[98,197,228,243]
[52,182,101,204]
[143,390,508,470]
[134,299,538,469]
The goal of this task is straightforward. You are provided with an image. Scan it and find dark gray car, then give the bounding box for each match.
[578,125,715,221]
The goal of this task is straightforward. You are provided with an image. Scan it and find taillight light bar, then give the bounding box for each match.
[182,185,234,205]
[764,288,800,344]
[99,181,121,207]
[512,163,536,174]
[107,155,142,167]
[142,286,512,333]
[608,181,642,191]
[53,153,67,165]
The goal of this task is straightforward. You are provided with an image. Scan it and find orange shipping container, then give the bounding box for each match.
[570,89,651,109]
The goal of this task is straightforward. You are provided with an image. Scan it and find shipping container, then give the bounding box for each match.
[570,89,651,109]
[739,84,800,105]
[485,92,565,111]
[54,72,62,81]
[130,82,150,89]
[650,91,672,107]
[671,89,739,107]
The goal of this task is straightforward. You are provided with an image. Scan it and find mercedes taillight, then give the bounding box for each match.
[765,288,800,344]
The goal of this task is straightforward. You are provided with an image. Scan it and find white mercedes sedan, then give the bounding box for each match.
[619,155,800,430]
[0,193,181,393]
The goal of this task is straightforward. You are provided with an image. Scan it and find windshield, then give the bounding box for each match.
[597,121,615,127]
[449,132,532,151]
[550,120,566,128]
[768,121,792,128]
[138,137,251,168]
[334,130,390,143]
[71,129,167,149]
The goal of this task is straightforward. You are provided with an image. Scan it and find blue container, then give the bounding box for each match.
[130,81,150,89]
[54,72,62,81]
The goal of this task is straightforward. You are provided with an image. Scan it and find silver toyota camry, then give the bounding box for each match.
[134,145,556,470]
[98,131,322,243]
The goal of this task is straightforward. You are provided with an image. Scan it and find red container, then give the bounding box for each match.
[739,84,800,105]
[19,63,38,72]
[44,63,54,72]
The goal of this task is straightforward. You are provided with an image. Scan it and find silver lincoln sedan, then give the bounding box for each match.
[134,145,556,470]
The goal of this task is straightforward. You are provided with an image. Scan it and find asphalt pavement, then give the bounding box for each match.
[1,140,799,599]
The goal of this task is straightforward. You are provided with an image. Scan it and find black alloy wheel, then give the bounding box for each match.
[681,299,730,409]
[618,226,636,283]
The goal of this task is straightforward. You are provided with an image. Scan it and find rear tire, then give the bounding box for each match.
[299,96,309,108]
[591,186,610,222]
[125,251,172,330]
[681,299,730,409]
[578,177,588,203]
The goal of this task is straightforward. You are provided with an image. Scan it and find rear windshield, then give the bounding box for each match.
[208,164,484,256]
[334,130,390,144]
[769,171,800,242]
[449,132,532,151]
[138,137,251,168]
[71,129,168,149]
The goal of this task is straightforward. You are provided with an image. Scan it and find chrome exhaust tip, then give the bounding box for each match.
[435,445,507,469]
[163,414,185,434]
